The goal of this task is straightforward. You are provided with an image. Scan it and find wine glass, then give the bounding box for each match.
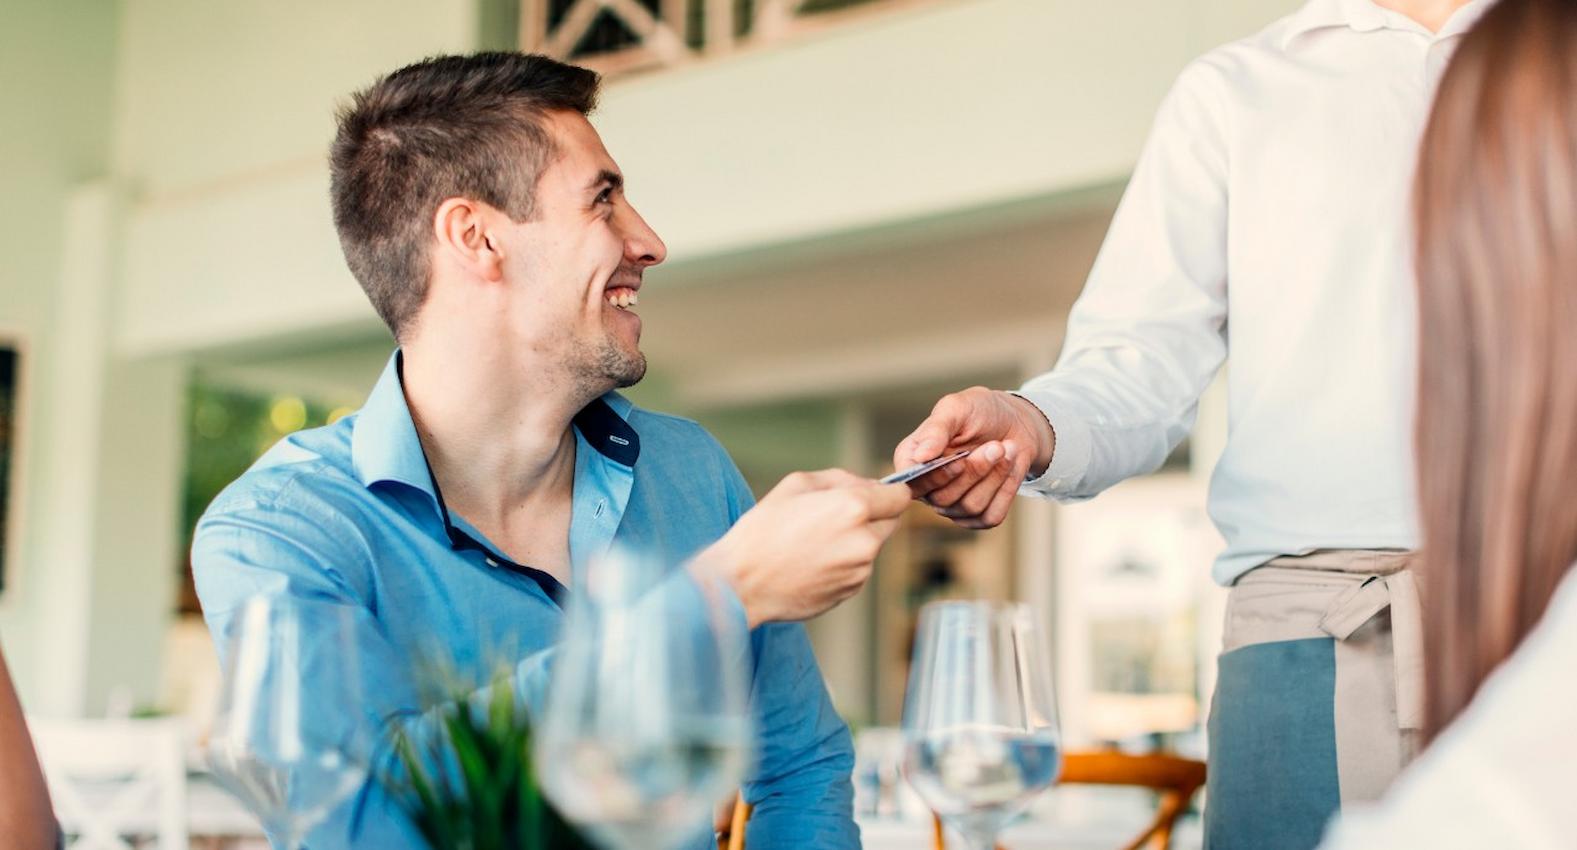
[902,600,1061,850]
[206,596,371,850]
[535,550,751,850]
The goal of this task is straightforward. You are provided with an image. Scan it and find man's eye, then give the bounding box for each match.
[595,188,613,205]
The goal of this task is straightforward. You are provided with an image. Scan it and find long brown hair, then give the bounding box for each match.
[1414,0,1577,740]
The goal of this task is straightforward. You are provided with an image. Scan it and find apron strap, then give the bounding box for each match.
[1317,569,1426,730]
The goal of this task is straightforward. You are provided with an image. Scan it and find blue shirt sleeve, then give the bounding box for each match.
[714,457,861,850]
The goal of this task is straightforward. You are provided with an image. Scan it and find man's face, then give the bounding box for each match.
[498,110,666,396]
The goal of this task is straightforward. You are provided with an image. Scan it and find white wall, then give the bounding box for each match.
[112,0,482,356]
[0,0,120,711]
[114,0,1299,356]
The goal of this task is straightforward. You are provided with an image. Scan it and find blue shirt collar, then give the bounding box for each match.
[350,350,643,513]
[350,351,435,507]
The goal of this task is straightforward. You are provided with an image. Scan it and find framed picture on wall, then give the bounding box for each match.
[0,339,19,594]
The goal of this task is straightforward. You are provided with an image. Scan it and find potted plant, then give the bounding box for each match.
[385,676,597,850]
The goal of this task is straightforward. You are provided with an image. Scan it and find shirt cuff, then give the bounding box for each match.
[1006,389,1092,498]
[712,571,753,637]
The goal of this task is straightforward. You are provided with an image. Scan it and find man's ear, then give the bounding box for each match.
[433,197,505,282]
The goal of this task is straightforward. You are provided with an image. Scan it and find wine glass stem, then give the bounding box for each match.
[962,830,997,850]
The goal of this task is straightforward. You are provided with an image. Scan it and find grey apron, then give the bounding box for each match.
[1204,550,1424,850]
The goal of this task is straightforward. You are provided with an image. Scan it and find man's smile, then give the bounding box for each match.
[605,286,639,310]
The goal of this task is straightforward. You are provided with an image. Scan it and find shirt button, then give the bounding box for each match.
[485,557,498,567]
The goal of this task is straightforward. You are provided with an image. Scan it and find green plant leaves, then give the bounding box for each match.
[384,678,597,850]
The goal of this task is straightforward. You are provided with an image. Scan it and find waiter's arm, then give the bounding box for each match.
[899,59,1233,524]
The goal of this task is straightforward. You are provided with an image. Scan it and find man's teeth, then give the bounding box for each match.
[607,290,639,309]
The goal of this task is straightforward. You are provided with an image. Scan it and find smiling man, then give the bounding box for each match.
[191,53,906,849]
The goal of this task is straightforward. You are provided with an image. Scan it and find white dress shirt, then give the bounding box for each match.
[1318,569,1577,850]
[1016,0,1494,584]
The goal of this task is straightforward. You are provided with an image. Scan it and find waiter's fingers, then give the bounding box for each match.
[894,399,969,470]
[939,448,1014,521]
[974,449,1033,528]
[903,451,970,498]
[926,442,1005,508]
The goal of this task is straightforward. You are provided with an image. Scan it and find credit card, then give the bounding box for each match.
[880,449,973,485]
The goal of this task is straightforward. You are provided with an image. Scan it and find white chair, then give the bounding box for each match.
[29,716,189,850]
[185,772,268,847]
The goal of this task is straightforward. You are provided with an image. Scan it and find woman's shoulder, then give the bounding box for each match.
[1320,567,1577,849]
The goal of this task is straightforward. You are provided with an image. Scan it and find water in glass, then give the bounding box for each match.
[902,600,1061,850]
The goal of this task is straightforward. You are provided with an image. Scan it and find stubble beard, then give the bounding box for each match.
[600,338,647,389]
[569,337,646,397]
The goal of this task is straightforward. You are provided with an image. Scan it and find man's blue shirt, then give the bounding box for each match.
[192,352,859,849]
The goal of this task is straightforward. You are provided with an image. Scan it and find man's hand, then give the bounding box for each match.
[892,387,1055,529]
[699,469,910,627]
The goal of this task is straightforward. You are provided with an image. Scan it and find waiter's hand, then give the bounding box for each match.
[893,387,1055,529]
[699,469,910,627]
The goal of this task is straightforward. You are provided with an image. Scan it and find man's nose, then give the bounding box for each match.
[619,203,667,267]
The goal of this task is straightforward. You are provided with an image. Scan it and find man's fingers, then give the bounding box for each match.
[775,468,865,497]
[811,468,868,489]
[862,482,912,520]
[868,515,901,542]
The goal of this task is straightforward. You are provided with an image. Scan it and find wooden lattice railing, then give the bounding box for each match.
[521,0,934,77]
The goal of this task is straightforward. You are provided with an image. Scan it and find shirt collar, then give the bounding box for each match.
[350,351,436,507]
[1279,0,1370,49]
[350,350,644,513]
[1279,0,1494,50]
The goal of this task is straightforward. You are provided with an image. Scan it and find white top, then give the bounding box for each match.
[1015,0,1494,584]
[1320,568,1577,850]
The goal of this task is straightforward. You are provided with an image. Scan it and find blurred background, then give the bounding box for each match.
[1,0,1301,844]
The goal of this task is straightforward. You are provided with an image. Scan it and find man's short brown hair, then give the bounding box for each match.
[330,52,600,338]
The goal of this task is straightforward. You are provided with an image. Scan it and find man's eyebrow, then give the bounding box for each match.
[587,169,624,193]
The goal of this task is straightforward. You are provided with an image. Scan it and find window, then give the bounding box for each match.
[177,381,347,614]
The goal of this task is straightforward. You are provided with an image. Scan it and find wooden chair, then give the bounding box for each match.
[719,751,1205,850]
[931,751,1207,850]
[716,794,750,850]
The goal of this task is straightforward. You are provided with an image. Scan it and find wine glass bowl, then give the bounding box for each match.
[205,596,370,850]
[901,601,1061,850]
[536,550,751,850]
